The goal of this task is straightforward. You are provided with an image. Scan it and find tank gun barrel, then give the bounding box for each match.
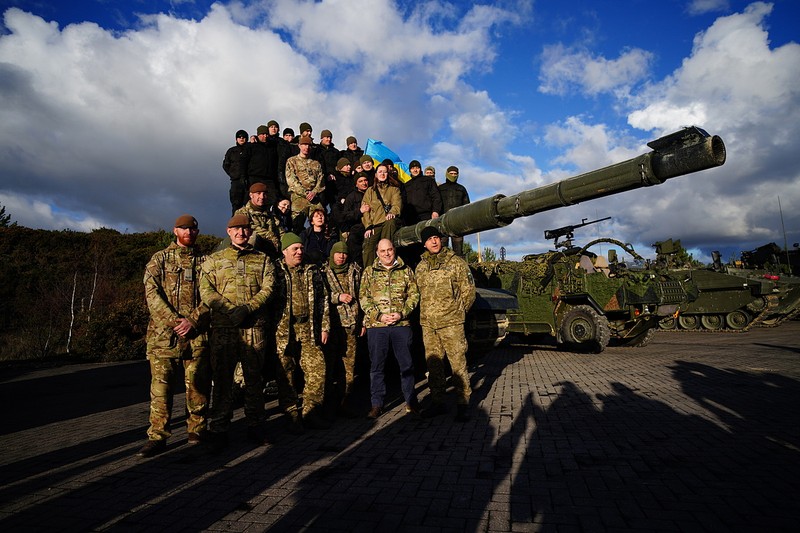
[394,126,726,246]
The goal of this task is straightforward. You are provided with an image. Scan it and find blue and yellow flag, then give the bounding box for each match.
[364,139,412,183]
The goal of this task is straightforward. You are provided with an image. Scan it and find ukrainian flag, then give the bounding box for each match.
[364,139,412,183]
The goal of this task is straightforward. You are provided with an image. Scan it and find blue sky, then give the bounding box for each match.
[1,0,799,262]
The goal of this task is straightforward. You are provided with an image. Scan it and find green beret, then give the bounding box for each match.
[331,241,348,255]
[281,232,302,251]
[174,214,198,229]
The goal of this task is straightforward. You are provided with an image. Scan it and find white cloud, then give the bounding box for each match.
[0,1,521,235]
[538,43,653,96]
[623,1,800,252]
[687,0,730,16]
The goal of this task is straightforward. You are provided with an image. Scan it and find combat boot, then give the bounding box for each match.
[367,405,382,419]
[286,411,305,435]
[137,439,167,458]
[205,432,229,454]
[405,400,420,415]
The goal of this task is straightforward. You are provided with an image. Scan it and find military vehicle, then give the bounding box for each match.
[393,126,727,351]
[468,218,693,352]
[721,243,800,327]
[653,238,783,331]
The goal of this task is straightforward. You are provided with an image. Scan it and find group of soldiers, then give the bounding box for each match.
[221,121,471,266]
[138,122,477,458]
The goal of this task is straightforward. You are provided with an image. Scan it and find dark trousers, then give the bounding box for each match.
[366,326,416,408]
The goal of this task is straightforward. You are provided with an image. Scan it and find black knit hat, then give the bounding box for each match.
[420,226,442,243]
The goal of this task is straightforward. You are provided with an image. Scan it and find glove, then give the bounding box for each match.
[229,306,249,327]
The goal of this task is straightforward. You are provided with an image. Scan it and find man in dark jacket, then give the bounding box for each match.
[267,120,291,198]
[247,125,280,205]
[329,158,355,232]
[317,129,341,207]
[402,160,442,225]
[342,172,370,266]
[222,130,250,214]
[438,165,470,256]
[341,136,364,168]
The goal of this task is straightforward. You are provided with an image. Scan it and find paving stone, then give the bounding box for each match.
[2,323,800,531]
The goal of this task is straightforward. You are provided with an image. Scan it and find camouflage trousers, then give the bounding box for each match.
[208,326,266,432]
[276,321,326,416]
[146,354,210,441]
[422,324,471,405]
[325,326,359,400]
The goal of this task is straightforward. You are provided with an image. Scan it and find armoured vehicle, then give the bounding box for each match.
[469,219,693,352]
[653,239,785,331]
[721,243,800,327]
[394,126,727,351]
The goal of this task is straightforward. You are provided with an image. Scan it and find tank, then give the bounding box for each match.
[722,243,800,327]
[653,238,784,332]
[471,222,694,353]
[392,126,727,351]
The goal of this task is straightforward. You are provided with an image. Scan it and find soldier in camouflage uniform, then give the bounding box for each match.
[323,241,363,416]
[359,238,420,419]
[235,182,283,259]
[138,214,211,458]
[200,214,276,449]
[285,136,325,233]
[274,232,332,432]
[415,226,476,422]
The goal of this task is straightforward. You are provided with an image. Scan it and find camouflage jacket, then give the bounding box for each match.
[324,263,362,330]
[415,247,476,328]
[274,260,331,353]
[359,256,419,328]
[235,201,283,258]
[143,242,210,358]
[286,155,324,205]
[199,244,275,328]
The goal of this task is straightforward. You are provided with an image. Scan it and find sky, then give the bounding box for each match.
[0,0,799,263]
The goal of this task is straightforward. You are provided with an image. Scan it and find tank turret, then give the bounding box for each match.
[394,126,726,246]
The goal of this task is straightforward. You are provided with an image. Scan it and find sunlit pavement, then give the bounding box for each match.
[1,322,799,532]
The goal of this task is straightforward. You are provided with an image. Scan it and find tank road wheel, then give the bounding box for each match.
[559,305,610,354]
[699,314,724,331]
[725,310,751,330]
[659,317,677,330]
[677,315,699,330]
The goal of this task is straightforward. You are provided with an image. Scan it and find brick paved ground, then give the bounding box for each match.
[1,322,799,532]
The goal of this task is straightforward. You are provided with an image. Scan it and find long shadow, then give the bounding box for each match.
[9,344,524,531]
[7,343,797,531]
[0,361,149,434]
[504,368,800,530]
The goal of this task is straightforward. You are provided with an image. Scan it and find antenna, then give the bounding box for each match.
[779,196,791,272]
